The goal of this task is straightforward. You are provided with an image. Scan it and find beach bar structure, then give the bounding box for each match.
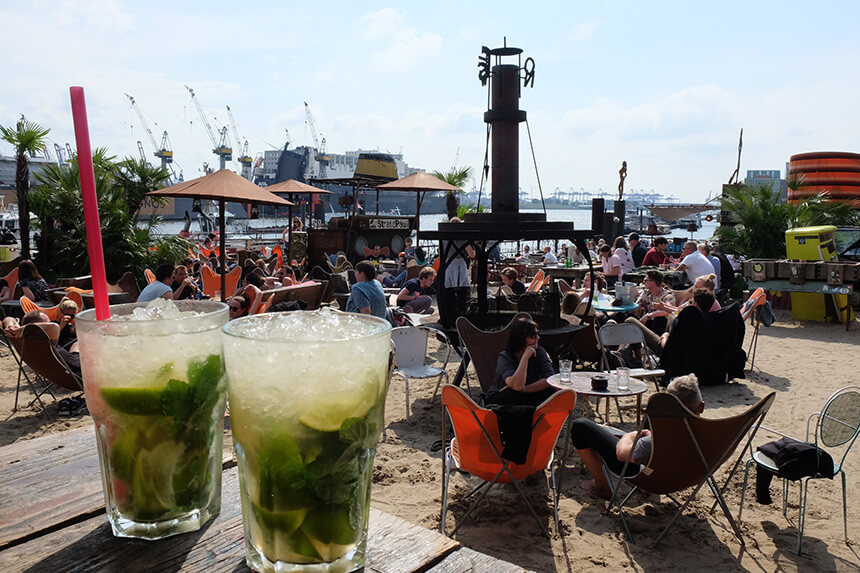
[421,41,593,328]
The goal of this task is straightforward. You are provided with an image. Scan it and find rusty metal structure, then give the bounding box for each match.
[422,40,594,329]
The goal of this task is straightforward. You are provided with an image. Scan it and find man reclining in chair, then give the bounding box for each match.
[572,374,704,499]
[3,310,82,377]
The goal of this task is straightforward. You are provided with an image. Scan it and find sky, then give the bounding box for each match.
[1,1,859,202]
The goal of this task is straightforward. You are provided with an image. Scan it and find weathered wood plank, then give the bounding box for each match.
[0,425,235,550]
[365,510,458,573]
[0,427,103,549]
[0,466,463,572]
[427,546,534,572]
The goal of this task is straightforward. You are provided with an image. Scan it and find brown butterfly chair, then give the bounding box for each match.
[455,312,531,401]
[605,391,776,546]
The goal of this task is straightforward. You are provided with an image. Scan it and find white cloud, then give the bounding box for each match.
[357,8,442,70]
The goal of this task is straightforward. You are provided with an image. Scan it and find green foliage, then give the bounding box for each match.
[432,166,473,220]
[715,183,860,259]
[456,203,486,219]
[30,149,181,283]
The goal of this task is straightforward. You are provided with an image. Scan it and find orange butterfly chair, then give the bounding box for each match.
[1,267,19,297]
[440,385,575,536]
[526,270,546,293]
[144,269,156,284]
[271,245,284,270]
[20,296,62,322]
[201,265,242,298]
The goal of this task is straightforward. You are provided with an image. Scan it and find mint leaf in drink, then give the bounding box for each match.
[161,379,192,437]
[258,433,310,510]
[187,355,223,409]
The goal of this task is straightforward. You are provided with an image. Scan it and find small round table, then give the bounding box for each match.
[591,300,639,314]
[548,372,648,425]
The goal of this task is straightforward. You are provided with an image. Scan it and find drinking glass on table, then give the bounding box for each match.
[76,300,229,540]
[616,367,630,391]
[559,359,573,383]
[223,309,392,573]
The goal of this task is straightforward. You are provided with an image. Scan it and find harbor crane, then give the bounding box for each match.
[137,141,149,165]
[124,93,174,168]
[303,102,329,178]
[53,143,66,167]
[185,85,232,170]
[226,105,252,180]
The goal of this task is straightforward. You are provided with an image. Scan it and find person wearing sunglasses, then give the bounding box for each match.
[228,294,251,319]
[485,316,557,407]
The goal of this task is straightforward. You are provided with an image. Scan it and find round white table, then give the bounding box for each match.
[548,372,648,425]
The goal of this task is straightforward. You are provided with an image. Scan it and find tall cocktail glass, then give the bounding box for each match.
[223,309,391,573]
[76,300,229,539]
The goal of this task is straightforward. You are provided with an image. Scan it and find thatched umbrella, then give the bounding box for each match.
[264,179,332,255]
[148,169,293,300]
[375,172,461,238]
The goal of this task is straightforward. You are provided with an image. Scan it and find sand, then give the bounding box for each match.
[2,309,859,572]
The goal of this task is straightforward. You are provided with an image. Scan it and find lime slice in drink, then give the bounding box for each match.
[298,375,381,433]
[301,504,356,545]
[130,440,185,519]
[101,387,165,416]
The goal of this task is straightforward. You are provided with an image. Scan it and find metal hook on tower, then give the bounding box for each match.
[523,57,536,88]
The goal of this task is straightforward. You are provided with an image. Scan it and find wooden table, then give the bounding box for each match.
[0,426,530,572]
[547,372,648,426]
[542,264,592,287]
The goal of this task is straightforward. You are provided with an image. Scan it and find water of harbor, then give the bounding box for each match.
[151,208,718,246]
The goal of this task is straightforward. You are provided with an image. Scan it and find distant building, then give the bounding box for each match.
[744,169,787,200]
[0,154,54,208]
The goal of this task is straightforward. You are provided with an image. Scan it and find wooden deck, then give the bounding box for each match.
[0,426,531,572]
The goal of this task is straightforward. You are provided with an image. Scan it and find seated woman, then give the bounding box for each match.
[499,267,526,295]
[57,297,79,350]
[14,259,49,301]
[228,293,252,319]
[485,317,557,407]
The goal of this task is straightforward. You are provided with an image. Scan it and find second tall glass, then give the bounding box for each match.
[223,309,391,573]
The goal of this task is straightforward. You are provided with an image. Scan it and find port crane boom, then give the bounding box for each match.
[226,105,252,180]
[303,102,329,178]
[185,85,232,170]
[124,93,174,166]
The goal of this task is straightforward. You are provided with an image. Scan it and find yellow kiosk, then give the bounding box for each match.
[785,225,851,321]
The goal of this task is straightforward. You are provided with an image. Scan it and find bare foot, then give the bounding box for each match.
[578,479,611,500]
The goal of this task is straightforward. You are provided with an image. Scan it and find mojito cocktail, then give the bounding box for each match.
[77,299,228,539]
[223,309,391,573]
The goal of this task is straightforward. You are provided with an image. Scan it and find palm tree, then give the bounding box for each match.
[432,166,472,220]
[0,118,50,258]
[715,183,859,259]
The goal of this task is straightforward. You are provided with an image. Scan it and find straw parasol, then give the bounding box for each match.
[148,169,293,300]
[265,179,332,254]
[376,172,461,238]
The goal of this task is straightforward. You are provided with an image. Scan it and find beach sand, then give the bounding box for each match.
[2,309,859,572]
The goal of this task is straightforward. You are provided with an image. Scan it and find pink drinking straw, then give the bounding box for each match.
[69,86,111,320]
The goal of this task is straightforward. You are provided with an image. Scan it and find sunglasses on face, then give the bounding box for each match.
[229,305,242,312]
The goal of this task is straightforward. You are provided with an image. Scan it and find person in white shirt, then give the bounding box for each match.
[700,244,721,289]
[674,241,715,285]
[612,237,636,276]
[542,245,558,265]
[515,245,531,263]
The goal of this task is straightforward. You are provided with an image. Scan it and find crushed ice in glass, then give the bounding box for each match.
[228,307,387,342]
[118,298,199,321]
